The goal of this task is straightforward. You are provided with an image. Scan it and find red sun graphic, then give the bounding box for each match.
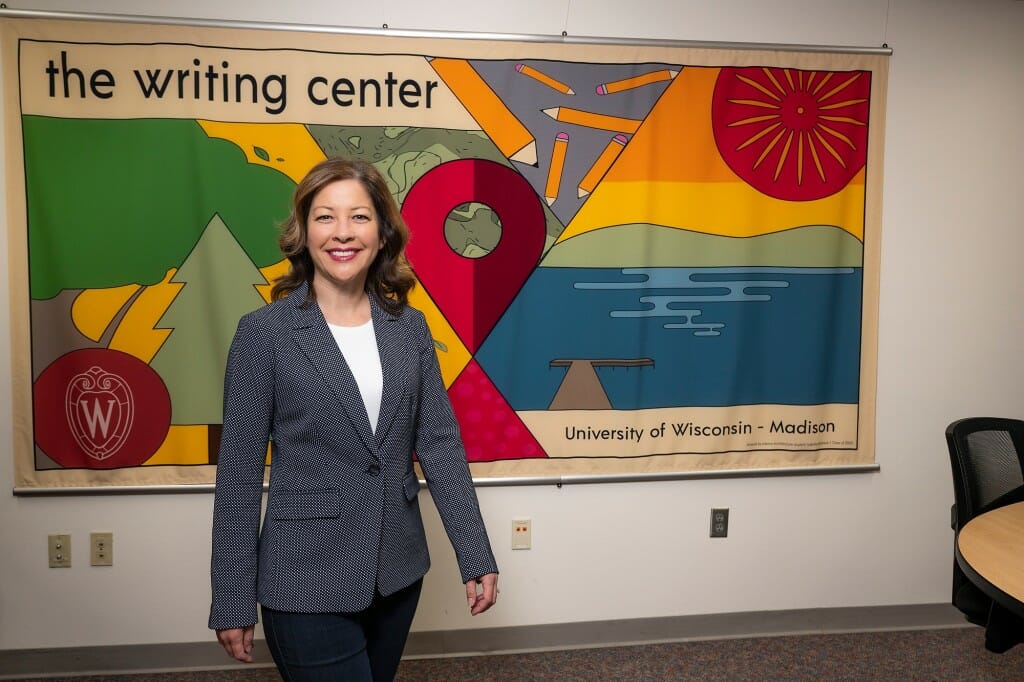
[712,67,871,201]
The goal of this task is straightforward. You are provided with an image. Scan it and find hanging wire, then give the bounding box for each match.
[882,0,892,49]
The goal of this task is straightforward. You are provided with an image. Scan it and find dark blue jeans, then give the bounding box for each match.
[261,579,423,681]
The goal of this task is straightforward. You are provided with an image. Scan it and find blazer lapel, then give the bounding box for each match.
[288,283,377,456]
[370,295,409,446]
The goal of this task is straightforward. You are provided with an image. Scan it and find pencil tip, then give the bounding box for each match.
[510,141,539,166]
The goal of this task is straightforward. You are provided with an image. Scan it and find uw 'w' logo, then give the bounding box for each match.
[65,366,134,461]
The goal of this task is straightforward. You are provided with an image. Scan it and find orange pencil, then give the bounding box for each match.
[430,57,537,165]
[578,134,628,198]
[515,63,575,95]
[595,69,679,95]
[541,106,641,134]
[545,132,569,206]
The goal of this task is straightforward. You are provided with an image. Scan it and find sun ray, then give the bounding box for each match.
[735,121,782,151]
[819,73,862,104]
[736,73,782,101]
[819,98,868,110]
[813,128,847,168]
[818,122,857,149]
[753,127,787,170]
[728,98,781,110]
[808,134,827,182]
[797,131,805,186]
[774,129,795,182]
[820,115,867,127]
[727,114,780,127]
[762,68,788,98]
[797,70,805,91]
[812,72,834,96]
[783,69,796,92]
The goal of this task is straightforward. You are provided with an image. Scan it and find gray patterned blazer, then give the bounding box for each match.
[209,282,497,630]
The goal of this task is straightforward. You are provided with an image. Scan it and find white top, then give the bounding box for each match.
[327,319,383,434]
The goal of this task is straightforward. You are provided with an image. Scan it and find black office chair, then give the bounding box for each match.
[945,417,1024,648]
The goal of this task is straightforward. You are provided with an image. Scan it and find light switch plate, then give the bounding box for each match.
[90,532,113,566]
[48,534,71,568]
[512,518,532,550]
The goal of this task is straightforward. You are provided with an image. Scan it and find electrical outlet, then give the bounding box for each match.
[90,532,113,566]
[48,534,71,568]
[512,518,531,550]
[710,508,729,538]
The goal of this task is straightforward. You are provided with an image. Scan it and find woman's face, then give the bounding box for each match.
[305,178,383,296]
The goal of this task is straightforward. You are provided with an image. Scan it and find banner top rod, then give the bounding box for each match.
[0,8,893,56]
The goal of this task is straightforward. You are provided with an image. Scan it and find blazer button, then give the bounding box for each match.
[366,464,381,476]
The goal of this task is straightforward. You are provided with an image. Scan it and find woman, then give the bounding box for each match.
[209,157,498,680]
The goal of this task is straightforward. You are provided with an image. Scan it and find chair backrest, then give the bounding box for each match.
[946,417,1024,532]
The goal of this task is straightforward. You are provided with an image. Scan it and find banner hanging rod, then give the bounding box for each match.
[13,464,880,496]
[0,8,893,56]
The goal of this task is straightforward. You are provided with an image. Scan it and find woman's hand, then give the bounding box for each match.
[216,625,255,662]
[466,572,499,615]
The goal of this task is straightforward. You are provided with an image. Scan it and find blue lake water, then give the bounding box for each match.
[475,266,863,410]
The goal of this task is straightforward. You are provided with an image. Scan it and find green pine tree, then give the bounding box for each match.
[150,214,268,426]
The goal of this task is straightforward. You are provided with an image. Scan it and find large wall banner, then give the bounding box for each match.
[2,16,887,489]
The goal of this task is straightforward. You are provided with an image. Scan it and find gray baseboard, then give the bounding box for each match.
[0,603,970,679]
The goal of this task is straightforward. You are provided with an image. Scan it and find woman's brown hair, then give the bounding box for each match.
[271,157,415,314]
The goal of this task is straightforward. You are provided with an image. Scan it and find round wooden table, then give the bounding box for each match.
[956,501,1024,619]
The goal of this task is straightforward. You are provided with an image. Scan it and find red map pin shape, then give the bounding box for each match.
[402,158,546,352]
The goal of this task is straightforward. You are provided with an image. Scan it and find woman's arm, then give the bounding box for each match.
[410,310,499,585]
[209,313,276,631]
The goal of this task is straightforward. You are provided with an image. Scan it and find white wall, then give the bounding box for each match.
[2,0,1023,650]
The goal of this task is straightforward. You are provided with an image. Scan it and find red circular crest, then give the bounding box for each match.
[34,349,171,469]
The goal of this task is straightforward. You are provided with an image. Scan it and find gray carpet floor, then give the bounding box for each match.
[7,626,1024,681]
